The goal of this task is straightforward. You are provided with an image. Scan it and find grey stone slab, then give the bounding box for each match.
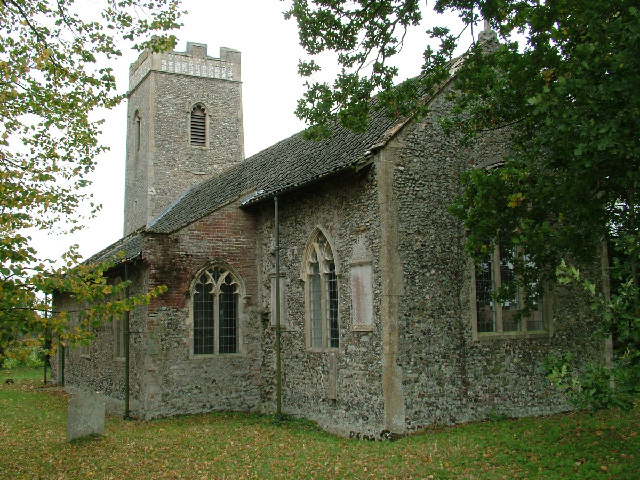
[66,389,105,442]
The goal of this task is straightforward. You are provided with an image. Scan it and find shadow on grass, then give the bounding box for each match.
[67,434,105,446]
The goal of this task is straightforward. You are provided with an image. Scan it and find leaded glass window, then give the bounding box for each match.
[475,244,546,335]
[192,266,239,354]
[305,231,340,349]
[310,257,323,347]
[475,253,495,333]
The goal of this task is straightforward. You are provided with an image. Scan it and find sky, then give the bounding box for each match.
[31,0,469,263]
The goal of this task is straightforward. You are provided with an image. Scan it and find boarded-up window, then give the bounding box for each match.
[350,262,374,330]
[270,273,287,328]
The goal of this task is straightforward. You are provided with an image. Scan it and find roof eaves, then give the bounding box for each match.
[84,229,144,266]
[242,155,372,207]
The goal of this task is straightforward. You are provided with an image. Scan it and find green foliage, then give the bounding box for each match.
[285,0,451,139]
[553,252,640,409]
[2,380,640,478]
[0,337,45,368]
[34,250,167,350]
[0,1,181,352]
[288,0,640,410]
[542,353,633,411]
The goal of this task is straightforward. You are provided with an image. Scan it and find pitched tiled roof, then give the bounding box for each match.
[84,106,409,263]
[147,104,409,234]
[85,230,143,265]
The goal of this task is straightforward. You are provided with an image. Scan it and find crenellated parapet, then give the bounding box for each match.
[129,42,241,91]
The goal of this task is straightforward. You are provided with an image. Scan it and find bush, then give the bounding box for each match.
[542,353,634,411]
[1,339,45,370]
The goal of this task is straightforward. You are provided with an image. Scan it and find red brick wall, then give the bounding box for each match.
[144,200,258,312]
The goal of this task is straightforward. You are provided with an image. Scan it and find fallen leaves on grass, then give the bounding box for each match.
[0,375,639,479]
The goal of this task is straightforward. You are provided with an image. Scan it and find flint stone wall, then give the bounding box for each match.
[255,170,386,438]
[52,263,148,418]
[124,49,244,235]
[54,66,605,438]
[390,83,605,430]
[139,200,262,418]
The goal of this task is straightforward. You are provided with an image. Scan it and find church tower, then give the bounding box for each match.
[123,42,244,235]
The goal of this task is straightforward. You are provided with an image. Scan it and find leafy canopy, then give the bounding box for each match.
[287,0,640,405]
[0,0,181,359]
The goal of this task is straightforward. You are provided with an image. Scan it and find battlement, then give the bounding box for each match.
[129,42,241,91]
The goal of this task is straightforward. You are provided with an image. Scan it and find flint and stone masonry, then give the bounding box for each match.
[53,40,605,438]
[124,43,244,235]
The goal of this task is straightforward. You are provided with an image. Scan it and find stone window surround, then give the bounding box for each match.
[469,245,553,341]
[188,102,209,147]
[67,311,91,358]
[300,227,342,352]
[187,262,246,358]
[133,109,141,155]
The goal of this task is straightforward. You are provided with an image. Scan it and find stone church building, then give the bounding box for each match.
[53,41,604,438]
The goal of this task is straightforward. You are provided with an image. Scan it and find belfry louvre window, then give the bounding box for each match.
[190,105,206,146]
[304,230,339,349]
[192,266,239,354]
[475,244,546,335]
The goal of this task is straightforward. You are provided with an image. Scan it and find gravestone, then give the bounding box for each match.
[66,389,105,442]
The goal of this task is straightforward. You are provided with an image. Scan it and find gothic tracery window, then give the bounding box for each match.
[192,266,239,354]
[304,230,339,349]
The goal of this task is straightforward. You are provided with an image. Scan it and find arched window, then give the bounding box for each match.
[133,110,141,153]
[303,230,339,349]
[190,104,206,146]
[192,266,239,354]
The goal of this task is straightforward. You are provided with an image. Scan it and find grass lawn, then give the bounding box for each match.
[1,368,638,479]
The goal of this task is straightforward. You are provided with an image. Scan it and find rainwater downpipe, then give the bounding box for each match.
[43,293,49,385]
[274,196,283,418]
[124,261,131,419]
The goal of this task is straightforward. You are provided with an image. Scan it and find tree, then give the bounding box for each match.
[286,0,640,406]
[0,0,180,361]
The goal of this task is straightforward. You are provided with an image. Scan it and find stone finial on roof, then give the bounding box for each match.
[477,18,499,49]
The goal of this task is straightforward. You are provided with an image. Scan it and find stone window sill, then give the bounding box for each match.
[306,347,341,354]
[190,353,243,359]
[475,331,551,342]
[352,324,375,332]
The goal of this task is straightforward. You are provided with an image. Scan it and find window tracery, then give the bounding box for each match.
[304,230,339,349]
[192,266,239,354]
